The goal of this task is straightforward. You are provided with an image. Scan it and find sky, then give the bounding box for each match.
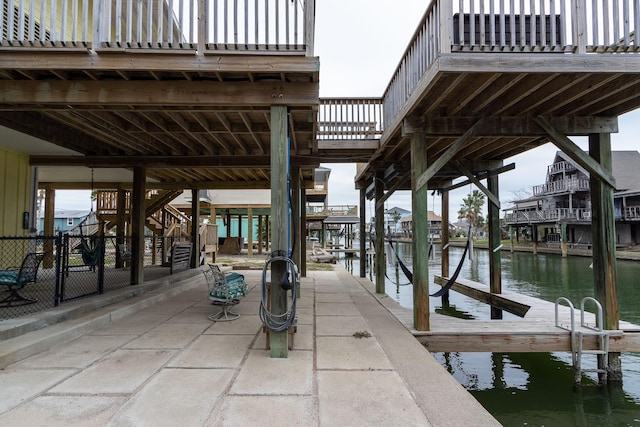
[56,1,640,221]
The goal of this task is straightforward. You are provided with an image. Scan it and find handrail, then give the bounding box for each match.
[381,0,640,137]
[318,98,384,140]
[1,0,313,54]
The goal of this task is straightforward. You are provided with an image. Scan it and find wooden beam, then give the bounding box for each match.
[534,117,616,188]
[443,163,515,192]
[374,171,385,294]
[0,51,320,74]
[412,116,618,136]
[411,131,429,331]
[269,105,289,357]
[316,139,379,150]
[30,155,319,168]
[131,166,146,285]
[0,81,319,107]
[453,161,501,209]
[415,119,483,192]
[487,173,502,320]
[375,171,411,210]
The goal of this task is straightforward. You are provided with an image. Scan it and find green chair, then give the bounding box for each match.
[203,264,247,322]
[0,252,45,307]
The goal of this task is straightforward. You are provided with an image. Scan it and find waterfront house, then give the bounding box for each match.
[504,151,640,247]
[37,209,90,234]
[400,211,444,239]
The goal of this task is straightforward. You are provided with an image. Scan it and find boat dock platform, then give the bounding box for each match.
[0,265,499,426]
[364,275,640,353]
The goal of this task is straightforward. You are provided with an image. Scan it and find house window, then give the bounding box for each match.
[67,218,74,227]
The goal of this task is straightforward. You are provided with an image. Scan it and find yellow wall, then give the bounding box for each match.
[0,148,31,237]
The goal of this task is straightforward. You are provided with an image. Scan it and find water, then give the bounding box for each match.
[341,244,640,426]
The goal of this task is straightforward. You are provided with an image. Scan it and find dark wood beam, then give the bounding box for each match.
[0,81,319,107]
[406,116,618,136]
[534,116,616,188]
[30,155,320,168]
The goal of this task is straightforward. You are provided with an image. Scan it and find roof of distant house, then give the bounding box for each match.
[52,209,91,219]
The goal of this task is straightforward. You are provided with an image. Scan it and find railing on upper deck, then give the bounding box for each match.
[382,0,640,130]
[317,98,384,141]
[1,0,315,55]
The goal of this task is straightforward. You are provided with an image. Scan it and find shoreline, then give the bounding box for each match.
[389,238,640,262]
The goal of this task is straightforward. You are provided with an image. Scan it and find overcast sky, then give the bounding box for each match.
[56,1,640,219]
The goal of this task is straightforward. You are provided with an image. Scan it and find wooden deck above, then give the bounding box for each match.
[1,1,640,194]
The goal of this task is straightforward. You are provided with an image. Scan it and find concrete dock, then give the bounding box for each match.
[0,264,499,426]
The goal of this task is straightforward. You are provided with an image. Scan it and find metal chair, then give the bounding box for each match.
[0,252,45,307]
[203,264,247,322]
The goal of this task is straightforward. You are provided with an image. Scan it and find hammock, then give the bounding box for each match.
[78,217,102,267]
[386,226,472,297]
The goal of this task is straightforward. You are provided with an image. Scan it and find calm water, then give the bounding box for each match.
[341,244,640,426]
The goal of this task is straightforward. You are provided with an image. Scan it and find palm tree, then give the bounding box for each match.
[458,190,485,238]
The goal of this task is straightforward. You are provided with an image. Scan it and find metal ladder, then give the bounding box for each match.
[555,297,612,385]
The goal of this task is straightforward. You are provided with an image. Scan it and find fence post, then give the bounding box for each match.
[305,0,315,56]
[98,231,106,294]
[54,232,63,306]
[439,0,452,54]
[572,0,587,53]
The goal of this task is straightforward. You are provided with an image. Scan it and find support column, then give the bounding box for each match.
[258,215,263,254]
[374,171,385,294]
[487,173,502,320]
[589,132,621,382]
[291,167,301,270]
[269,105,289,357]
[441,190,450,305]
[115,188,127,268]
[43,187,55,269]
[411,131,429,330]
[509,226,514,252]
[247,208,253,259]
[359,188,367,278]
[561,223,568,258]
[300,187,307,277]
[531,225,538,254]
[191,189,200,267]
[131,167,146,285]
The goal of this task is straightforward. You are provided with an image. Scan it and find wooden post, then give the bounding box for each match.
[291,167,301,270]
[115,188,126,268]
[411,131,429,330]
[131,167,145,285]
[247,208,253,259]
[269,105,289,357]
[258,215,263,254]
[191,188,200,267]
[300,187,307,277]
[488,173,502,320]
[531,225,538,254]
[374,171,386,295]
[441,189,450,305]
[304,0,315,56]
[589,133,621,382]
[561,223,568,258]
[359,188,367,278]
[43,187,55,269]
[509,226,514,252]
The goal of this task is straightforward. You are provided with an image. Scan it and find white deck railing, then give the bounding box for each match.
[1,0,315,55]
[318,98,384,140]
[383,0,640,130]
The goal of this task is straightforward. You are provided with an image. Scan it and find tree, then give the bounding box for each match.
[458,190,486,238]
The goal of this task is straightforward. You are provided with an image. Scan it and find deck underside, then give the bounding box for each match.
[356,54,640,192]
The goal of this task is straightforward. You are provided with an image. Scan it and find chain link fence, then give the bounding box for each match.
[0,234,185,320]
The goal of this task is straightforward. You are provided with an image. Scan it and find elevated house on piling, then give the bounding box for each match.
[505,150,640,249]
[2,1,640,369]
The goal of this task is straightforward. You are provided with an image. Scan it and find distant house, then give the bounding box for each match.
[400,211,443,238]
[38,210,91,234]
[504,151,640,247]
[384,206,410,234]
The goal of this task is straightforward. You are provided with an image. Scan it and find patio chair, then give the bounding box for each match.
[0,252,45,307]
[203,264,247,322]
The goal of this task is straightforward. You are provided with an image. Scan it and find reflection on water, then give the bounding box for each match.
[339,243,640,425]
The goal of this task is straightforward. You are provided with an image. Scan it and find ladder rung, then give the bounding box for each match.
[580,350,607,355]
[581,368,607,373]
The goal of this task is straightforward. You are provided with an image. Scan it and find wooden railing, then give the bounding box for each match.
[306,205,358,217]
[382,0,640,131]
[504,207,592,224]
[533,178,590,196]
[1,0,315,55]
[317,98,384,140]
